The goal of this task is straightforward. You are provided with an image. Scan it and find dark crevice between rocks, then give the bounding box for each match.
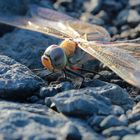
[0,24,15,37]
[0,88,41,102]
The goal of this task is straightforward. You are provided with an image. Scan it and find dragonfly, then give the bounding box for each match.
[0,5,140,88]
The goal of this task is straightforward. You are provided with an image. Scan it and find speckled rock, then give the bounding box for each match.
[102,0,127,13]
[112,105,125,116]
[0,100,102,140]
[51,87,112,116]
[129,120,140,132]
[60,123,82,140]
[100,115,127,130]
[129,0,140,7]
[93,83,134,110]
[132,102,140,114]
[83,79,108,88]
[107,136,120,140]
[123,134,140,140]
[39,81,74,99]
[102,126,134,137]
[81,12,105,26]
[134,95,140,102]
[39,86,58,98]
[128,113,140,123]
[87,115,105,131]
[0,0,29,36]
[0,0,28,15]
[84,0,103,14]
[0,55,44,99]
[119,115,128,126]
[116,9,140,26]
[83,80,134,110]
[127,102,140,123]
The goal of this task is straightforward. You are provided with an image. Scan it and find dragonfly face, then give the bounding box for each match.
[41,45,67,72]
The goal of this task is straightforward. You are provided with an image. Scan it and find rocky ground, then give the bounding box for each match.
[0,0,140,140]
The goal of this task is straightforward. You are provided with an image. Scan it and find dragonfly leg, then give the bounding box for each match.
[65,67,85,80]
[70,66,109,82]
[64,67,85,88]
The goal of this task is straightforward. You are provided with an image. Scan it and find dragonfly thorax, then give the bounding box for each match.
[60,39,77,57]
[60,39,92,67]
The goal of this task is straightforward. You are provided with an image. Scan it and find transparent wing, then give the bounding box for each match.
[0,13,79,39]
[77,40,140,88]
[30,4,74,21]
[66,20,111,42]
[30,5,111,42]
[0,5,110,41]
[105,39,140,61]
[115,38,140,44]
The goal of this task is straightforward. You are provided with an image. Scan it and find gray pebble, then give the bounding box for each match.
[119,115,128,126]
[102,126,134,137]
[51,87,112,116]
[123,134,140,140]
[0,55,44,99]
[100,115,126,130]
[112,105,125,116]
[60,123,82,140]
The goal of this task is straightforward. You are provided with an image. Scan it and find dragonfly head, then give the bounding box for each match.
[41,45,67,72]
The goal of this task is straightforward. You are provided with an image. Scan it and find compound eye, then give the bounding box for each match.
[49,47,67,69]
[44,45,58,56]
[41,55,54,71]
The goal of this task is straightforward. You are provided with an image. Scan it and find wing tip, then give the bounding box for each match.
[129,71,140,88]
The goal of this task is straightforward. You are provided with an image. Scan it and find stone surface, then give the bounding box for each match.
[60,123,82,140]
[0,0,28,15]
[80,12,105,26]
[129,120,140,132]
[0,100,102,140]
[84,0,103,14]
[83,79,108,88]
[51,87,112,116]
[116,9,140,26]
[132,102,140,114]
[99,85,133,110]
[127,102,140,123]
[134,95,140,102]
[39,86,58,98]
[129,0,140,7]
[0,55,44,99]
[112,105,125,116]
[107,136,121,140]
[83,81,134,110]
[39,81,74,99]
[119,115,128,126]
[102,126,134,137]
[128,113,140,123]
[88,115,105,131]
[102,0,127,13]
[100,115,126,130]
[107,26,118,37]
[123,134,140,140]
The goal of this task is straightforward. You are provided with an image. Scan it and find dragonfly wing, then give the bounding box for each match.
[77,40,140,88]
[30,5,111,42]
[115,38,140,44]
[0,13,79,39]
[67,20,111,42]
[106,41,140,62]
[30,4,74,21]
